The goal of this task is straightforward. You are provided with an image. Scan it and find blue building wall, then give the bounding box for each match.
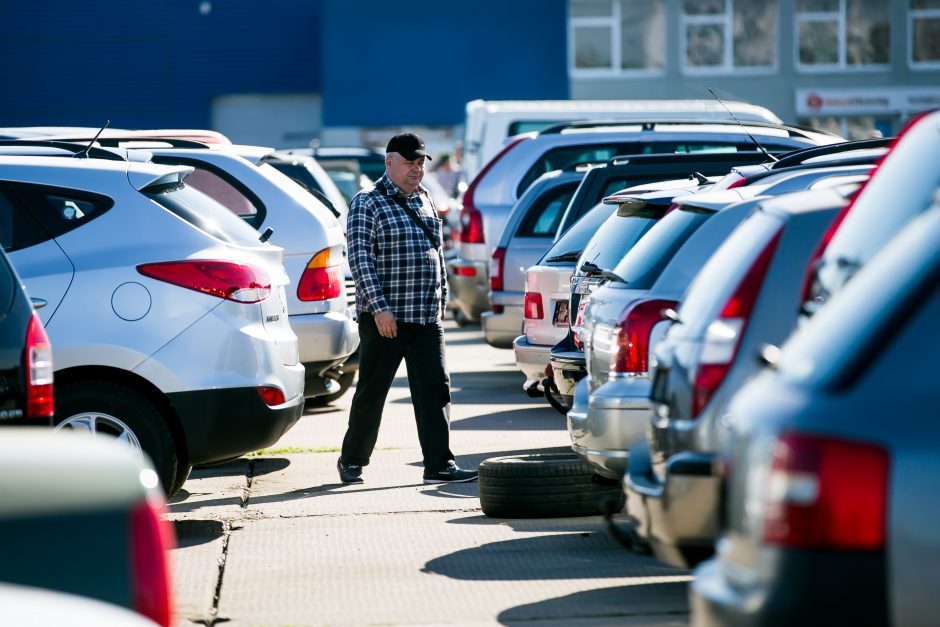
[320,0,569,127]
[0,1,322,129]
[0,1,567,132]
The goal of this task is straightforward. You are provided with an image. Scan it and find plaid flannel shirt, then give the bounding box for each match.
[347,173,448,324]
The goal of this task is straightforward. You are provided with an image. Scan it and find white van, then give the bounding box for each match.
[461,99,784,183]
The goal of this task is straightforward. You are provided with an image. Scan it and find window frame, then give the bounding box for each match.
[568,0,666,78]
[679,0,779,76]
[794,0,892,72]
[909,1,940,69]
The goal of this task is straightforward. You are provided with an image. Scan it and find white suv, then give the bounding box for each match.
[0,155,305,496]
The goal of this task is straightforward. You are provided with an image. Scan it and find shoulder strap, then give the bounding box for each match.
[380,181,440,248]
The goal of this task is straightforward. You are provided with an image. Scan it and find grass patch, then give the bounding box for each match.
[247,446,403,456]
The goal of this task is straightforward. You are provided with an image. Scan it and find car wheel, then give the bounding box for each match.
[478,453,625,518]
[306,371,355,406]
[54,381,180,496]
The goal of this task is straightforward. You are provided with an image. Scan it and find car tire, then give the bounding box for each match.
[306,371,355,406]
[478,453,625,519]
[54,381,180,496]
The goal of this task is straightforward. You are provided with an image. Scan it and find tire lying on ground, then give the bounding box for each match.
[479,453,625,518]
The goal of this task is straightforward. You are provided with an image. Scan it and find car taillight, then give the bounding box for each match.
[609,299,677,376]
[453,265,476,277]
[257,385,286,406]
[129,494,175,627]
[761,432,887,550]
[691,229,782,417]
[24,312,53,418]
[137,260,271,303]
[459,136,527,245]
[490,247,505,293]
[524,292,543,319]
[297,247,342,301]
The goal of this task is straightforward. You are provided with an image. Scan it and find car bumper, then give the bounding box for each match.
[569,377,652,479]
[549,349,586,404]
[169,385,305,465]
[513,335,551,388]
[481,305,522,349]
[291,310,358,365]
[691,549,887,627]
[448,259,488,321]
[626,444,719,569]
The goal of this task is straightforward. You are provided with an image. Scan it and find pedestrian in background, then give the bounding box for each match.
[337,132,478,485]
[430,152,460,197]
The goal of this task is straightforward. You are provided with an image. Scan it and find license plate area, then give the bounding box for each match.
[552,300,569,327]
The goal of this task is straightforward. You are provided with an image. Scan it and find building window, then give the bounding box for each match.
[911,0,940,66]
[680,0,777,73]
[570,0,665,75]
[796,0,890,70]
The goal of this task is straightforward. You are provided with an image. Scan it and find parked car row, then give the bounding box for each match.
[472,105,940,625]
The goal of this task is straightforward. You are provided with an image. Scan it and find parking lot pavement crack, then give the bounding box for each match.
[269,507,484,521]
[207,520,234,626]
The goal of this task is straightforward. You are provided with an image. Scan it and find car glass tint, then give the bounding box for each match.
[508,120,564,136]
[677,212,784,338]
[0,188,50,252]
[612,209,711,290]
[0,249,15,315]
[6,184,112,244]
[779,208,940,390]
[145,183,264,247]
[184,167,260,219]
[824,125,940,267]
[578,210,661,272]
[517,144,620,197]
[543,202,615,262]
[517,184,578,237]
[268,161,323,195]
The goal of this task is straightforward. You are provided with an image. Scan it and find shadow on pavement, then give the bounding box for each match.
[450,407,563,430]
[496,584,690,626]
[190,457,290,478]
[422,533,686,581]
[173,519,225,548]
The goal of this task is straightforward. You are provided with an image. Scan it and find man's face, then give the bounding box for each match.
[386,153,426,192]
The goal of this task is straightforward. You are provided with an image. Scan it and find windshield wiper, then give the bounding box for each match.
[600,270,626,283]
[546,250,582,263]
[580,260,602,274]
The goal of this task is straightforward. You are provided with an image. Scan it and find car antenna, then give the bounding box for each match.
[75,120,110,159]
[707,88,778,163]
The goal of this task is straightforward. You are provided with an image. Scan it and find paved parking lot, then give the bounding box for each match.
[167,320,691,626]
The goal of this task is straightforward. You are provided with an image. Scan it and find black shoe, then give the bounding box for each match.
[337,459,363,484]
[423,462,478,484]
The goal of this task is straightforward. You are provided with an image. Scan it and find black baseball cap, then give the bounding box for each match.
[386,132,432,161]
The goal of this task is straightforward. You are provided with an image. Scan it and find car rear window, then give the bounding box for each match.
[516,182,579,238]
[145,182,266,247]
[578,208,664,273]
[676,211,784,338]
[542,202,615,263]
[611,208,712,289]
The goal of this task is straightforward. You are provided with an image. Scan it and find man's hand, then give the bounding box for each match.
[374,311,398,338]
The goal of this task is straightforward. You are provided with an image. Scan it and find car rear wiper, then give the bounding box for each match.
[600,270,626,283]
[580,260,602,274]
[546,250,582,263]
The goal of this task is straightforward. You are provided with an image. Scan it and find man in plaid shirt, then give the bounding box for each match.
[337,132,477,485]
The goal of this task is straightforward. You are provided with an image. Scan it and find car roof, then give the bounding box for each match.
[0,154,191,191]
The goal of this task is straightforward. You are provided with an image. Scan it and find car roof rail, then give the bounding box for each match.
[0,139,128,161]
[537,118,839,141]
[39,135,212,149]
[605,150,772,167]
[770,137,892,169]
[563,159,609,172]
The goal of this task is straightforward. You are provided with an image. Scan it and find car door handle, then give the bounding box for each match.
[30,298,47,310]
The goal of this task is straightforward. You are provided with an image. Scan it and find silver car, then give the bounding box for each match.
[1,155,305,495]
[629,186,852,569]
[480,168,584,348]
[450,120,841,322]
[692,190,940,627]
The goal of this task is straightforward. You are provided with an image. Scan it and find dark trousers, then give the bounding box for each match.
[340,313,454,473]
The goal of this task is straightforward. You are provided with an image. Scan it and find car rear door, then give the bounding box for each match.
[0,182,90,326]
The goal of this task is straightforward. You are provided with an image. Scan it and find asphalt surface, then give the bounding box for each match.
[167,319,691,627]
